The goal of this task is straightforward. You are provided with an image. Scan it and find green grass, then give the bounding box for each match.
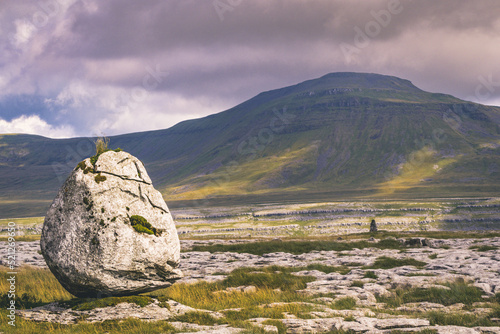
[0,292,44,309]
[405,272,436,277]
[0,311,180,334]
[189,238,404,255]
[148,266,316,312]
[469,244,499,252]
[0,266,72,306]
[389,330,437,334]
[171,311,223,326]
[363,256,427,269]
[346,230,500,240]
[377,279,485,307]
[363,271,378,279]
[2,261,499,333]
[183,230,500,252]
[426,311,497,327]
[262,319,288,334]
[331,297,357,310]
[0,216,44,226]
[0,235,41,242]
[70,296,154,311]
[222,267,315,291]
[224,303,316,321]
[350,281,365,288]
[301,263,351,275]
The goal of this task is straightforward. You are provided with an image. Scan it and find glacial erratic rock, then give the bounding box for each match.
[41,150,182,298]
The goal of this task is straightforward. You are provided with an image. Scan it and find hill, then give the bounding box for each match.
[1,72,499,218]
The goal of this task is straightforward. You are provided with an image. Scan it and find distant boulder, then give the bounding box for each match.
[41,151,182,298]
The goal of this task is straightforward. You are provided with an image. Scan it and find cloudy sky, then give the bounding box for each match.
[1,0,500,138]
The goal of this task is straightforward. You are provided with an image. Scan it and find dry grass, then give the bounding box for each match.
[0,265,72,305]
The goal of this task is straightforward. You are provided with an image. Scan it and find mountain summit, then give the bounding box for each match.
[1,73,499,217]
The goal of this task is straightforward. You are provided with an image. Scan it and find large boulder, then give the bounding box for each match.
[41,150,182,298]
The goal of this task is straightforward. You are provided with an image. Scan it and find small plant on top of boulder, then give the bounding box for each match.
[94,136,110,155]
[88,136,122,168]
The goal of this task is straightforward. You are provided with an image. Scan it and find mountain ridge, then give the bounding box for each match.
[1,72,499,218]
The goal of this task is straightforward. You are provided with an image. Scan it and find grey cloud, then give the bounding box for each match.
[1,0,500,137]
[56,0,500,58]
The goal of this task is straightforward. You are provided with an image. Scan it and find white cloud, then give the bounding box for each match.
[0,115,76,138]
[101,92,227,135]
[12,19,37,47]
[45,80,228,136]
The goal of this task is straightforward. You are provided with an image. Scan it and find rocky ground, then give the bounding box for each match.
[3,237,500,333]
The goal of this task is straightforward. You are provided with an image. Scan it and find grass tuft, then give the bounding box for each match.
[222,267,315,291]
[0,266,72,306]
[350,281,365,288]
[363,256,427,269]
[377,279,484,307]
[171,311,223,326]
[189,238,405,256]
[148,266,316,311]
[71,295,153,311]
[331,297,357,310]
[94,136,110,155]
[427,311,495,327]
[363,271,378,279]
[469,244,498,252]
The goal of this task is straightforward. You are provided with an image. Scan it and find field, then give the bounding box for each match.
[1,199,500,333]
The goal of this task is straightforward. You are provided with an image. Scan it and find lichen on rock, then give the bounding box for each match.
[41,150,182,298]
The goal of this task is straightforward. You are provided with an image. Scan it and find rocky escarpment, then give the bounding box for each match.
[40,150,182,298]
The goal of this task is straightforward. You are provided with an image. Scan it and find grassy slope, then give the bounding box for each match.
[0,73,499,218]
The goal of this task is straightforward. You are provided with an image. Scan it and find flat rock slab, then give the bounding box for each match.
[19,299,199,324]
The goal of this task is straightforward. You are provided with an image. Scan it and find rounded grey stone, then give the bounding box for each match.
[41,151,182,298]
